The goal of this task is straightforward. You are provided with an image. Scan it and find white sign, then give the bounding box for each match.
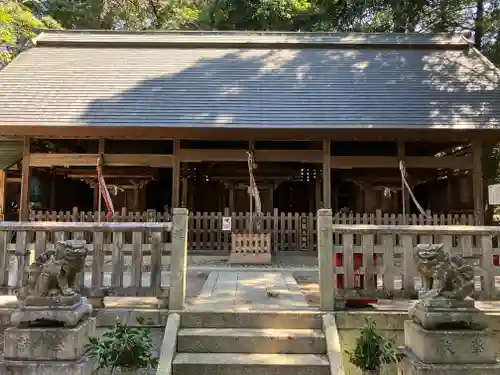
[488,184,500,205]
[222,217,232,231]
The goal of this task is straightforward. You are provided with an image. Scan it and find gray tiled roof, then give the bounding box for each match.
[0,30,499,129]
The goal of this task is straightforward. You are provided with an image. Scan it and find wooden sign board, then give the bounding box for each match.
[222,217,232,231]
[488,184,500,205]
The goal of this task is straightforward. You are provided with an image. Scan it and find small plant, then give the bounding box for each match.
[346,319,400,374]
[85,316,158,374]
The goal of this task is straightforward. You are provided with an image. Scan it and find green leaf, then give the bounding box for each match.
[85,317,158,371]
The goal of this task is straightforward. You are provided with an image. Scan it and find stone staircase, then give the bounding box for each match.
[172,311,331,375]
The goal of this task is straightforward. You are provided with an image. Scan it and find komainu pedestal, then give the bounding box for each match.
[4,240,95,375]
[402,243,500,375]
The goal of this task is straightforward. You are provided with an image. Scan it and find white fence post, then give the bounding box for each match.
[169,208,189,311]
[318,209,334,311]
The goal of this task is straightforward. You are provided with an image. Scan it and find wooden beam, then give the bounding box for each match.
[0,125,484,142]
[172,140,180,208]
[178,149,322,163]
[28,151,472,170]
[29,153,175,167]
[210,175,295,181]
[406,156,473,169]
[67,174,154,179]
[105,154,174,167]
[323,140,331,209]
[19,138,31,221]
[61,167,157,175]
[30,153,98,167]
[329,155,473,169]
[471,141,484,225]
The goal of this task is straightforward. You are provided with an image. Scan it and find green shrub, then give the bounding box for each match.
[85,316,158,373]
[346,319,400,372]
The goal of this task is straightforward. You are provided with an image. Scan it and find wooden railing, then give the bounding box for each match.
[29,208,476,252]
[317,209,500,310]
[0,208,189,310]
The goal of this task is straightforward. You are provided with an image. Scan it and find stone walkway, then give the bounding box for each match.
[189,271,312,311]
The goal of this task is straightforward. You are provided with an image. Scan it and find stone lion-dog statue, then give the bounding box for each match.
[19,239,88,299]
[415,243,475,300]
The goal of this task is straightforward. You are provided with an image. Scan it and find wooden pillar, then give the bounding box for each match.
[188,181,195,211]
[397,141,410,220]
[0,170,5,221]
[181,177,188,208]
[172,140,180,208]
[49,169,56,210]
[472,141,484,225]
[268,185,274,213]
[446,169,453,212]
[322,140,331,209]
[357,184,365,212]
[315,177,321,210]
[93,184,99,211]
[19,138,31,221]
[133,185,140,211]
[228,183,235,212]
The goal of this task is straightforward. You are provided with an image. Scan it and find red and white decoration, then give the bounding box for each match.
[97,156,114,215]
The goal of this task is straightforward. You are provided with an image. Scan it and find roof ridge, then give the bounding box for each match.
[34,29,468,49]
[36,29,460,37]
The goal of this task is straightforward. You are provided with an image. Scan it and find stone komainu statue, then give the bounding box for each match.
[415,243,475,300]
[21,240,88,298]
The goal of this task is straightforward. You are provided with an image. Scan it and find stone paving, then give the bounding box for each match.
[189,271,313,311]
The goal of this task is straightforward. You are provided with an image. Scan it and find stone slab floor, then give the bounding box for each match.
[188,271,313,311]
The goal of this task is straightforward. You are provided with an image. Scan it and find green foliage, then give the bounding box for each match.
[0,0,58,65]
[85,316,158,373]
[346,319,400,372]
[36,0,113,29]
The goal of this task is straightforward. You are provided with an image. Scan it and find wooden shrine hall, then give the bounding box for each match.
[0,30,499,228]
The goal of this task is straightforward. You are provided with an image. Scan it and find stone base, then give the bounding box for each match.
[4,356,94,375]
[404,321,497,365]
[4,317,96,361]
[11,296,92,327]
[228,253,272,264]
[402,346,500,375]
[93,367,155,375]
[408,298,487,330]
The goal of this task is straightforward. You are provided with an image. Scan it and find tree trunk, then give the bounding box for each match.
[475,0,484,49]
[391,0,406,32]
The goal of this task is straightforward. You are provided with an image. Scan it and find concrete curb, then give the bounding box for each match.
[155,313,180,375]
[322,313,345,375]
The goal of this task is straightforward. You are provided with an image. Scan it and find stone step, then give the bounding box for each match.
[177,328,326,354]
[172,353,330,375]
[180,311,323,329]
